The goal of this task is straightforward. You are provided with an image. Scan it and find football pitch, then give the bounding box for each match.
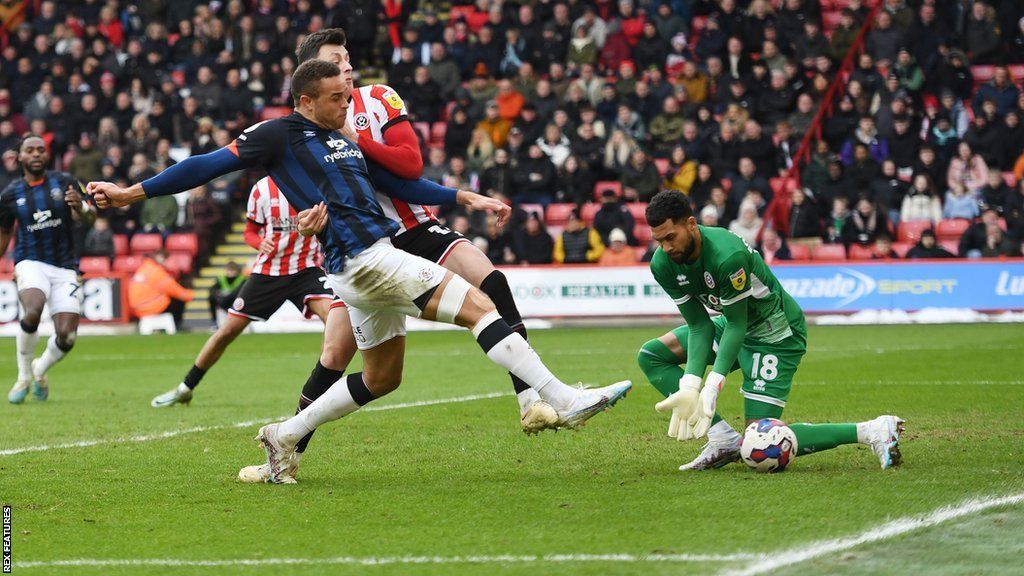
[1,323,1022,575]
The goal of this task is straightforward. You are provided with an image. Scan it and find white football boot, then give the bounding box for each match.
[554,380,632,429]
[150,383,193,408]
[520,400,559,435]
[8,379,30,404]
[238,452,301,484]
[679,438,743,471]
[255,423,298,483]
[30,359,48,401]
[864,415,905,469]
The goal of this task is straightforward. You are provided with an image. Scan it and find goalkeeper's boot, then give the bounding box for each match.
[679,438,743,471]
[151,383,193,408]
[521,400,559,435]
[30,359,49,401]
[8,379,30,404]
[238,452,301,484]
[864,415,905,470]
[256,423,298,483]
[555,380,632,429]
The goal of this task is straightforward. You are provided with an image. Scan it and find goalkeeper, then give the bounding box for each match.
[637,190,904,471]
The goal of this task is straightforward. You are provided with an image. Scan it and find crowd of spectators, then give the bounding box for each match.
[1,0,1024,269]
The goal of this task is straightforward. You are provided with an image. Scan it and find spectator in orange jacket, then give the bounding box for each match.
[599,228,640,265]
[128,251,194,326]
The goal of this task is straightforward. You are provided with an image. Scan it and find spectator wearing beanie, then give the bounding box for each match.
[599,228,639,266]
[906,230,955,259]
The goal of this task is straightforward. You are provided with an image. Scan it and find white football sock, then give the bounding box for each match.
[856,421,871,444]
[708,419,742,445]
[34,335,67,377]
[472,312,577,411]
[16,327,38,382]
[277,374,361,445]
[516,388,542,413]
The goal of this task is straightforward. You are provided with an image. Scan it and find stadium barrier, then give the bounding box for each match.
[3,262,1021,330]
[0,274,130,324]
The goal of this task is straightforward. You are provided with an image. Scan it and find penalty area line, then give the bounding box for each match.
[14,552,756,569]
[0,391,510,457]
[720,490,1024,576]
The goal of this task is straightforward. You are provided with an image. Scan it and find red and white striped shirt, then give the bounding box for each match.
[246,176,320,276]
[346,84,434,234]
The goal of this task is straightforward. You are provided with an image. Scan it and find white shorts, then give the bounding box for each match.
[14,259,83,317]
[327,238,446,350]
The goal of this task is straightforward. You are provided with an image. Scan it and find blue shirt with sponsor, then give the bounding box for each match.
[0,172,83,270]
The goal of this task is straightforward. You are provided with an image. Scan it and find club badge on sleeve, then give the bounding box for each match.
[730,268,747,291]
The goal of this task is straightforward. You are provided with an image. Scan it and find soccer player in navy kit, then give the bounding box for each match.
[90,60,631,482]
[1,136,95,403]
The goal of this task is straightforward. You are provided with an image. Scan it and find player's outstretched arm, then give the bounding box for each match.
[367,161,510,225]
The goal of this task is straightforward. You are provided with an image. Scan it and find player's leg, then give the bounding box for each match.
[440,241,555,432]
[9,285,46,404]
[421,269,631,428]
[257,308,405,483]
[151,312,252,407]
[739,333,904,469]
[28,311,79,400]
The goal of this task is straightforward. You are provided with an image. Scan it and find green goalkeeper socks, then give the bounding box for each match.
[637,339,684,398]
[790,423,859,456]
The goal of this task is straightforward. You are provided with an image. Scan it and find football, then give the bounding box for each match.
[741,418,799,473]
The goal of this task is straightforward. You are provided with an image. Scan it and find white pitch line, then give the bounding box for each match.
[14,552,755,570]
[720,491,1024,576]
[0,391,510,457]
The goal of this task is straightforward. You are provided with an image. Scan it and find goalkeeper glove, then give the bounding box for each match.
[693,371,727,438]
[655,374,702,441]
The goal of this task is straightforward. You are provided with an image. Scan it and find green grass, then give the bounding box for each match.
[1,324,1022,576]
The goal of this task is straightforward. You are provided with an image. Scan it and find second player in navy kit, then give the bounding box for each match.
[0,136,95,403]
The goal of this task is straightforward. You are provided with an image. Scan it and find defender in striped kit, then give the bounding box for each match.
[1,136,95,404]
[150,176,335,408]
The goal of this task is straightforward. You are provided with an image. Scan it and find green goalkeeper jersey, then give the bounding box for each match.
[650,225,805,378]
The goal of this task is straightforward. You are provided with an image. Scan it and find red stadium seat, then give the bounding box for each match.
[821,10,842,32]
[654,158,670,176]
[593,181,622,202]
[580,202,601,223]
[113,255,145,273]
[430,122,446,145]
[545,203,575,225]
[518,203,545,220]
[547,225,564,239]
[259,106,292,121]
[811,244,847,261]
[897,220,933,243]
[412,122,431,143]
[634,224,653,244]
[788,243,811,260]
[847,244,874,260]
[1009,65,1024,83]
[164,253,193,276]
[626,202,647,222]
[113,234,129,256]
[78,256,111,274]
[971,65,995,84]
[892,242,913,258]
[130,233,163,254]
[448,5,476,22]
[165,233,199,256]
[940,239,961,255]
[936,219,971,241]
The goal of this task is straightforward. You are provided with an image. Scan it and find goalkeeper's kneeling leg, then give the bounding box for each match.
[637,339,685,398]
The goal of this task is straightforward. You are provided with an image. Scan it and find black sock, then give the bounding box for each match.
[295,361,345,453]
[182,365,206,389]
[479,270,531,394]
[19,320,37,334]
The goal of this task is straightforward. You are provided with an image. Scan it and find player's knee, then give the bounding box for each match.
[638,339,678,375]
[367,372,402,396]
[55,331,76,352]
[319,343,350,371]
[21,309,43,329]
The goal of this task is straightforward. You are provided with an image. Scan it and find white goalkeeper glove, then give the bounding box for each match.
[655,374,703,441]
[695,371,727,437]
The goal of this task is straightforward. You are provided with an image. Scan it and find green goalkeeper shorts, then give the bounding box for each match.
[669,315,807,419]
